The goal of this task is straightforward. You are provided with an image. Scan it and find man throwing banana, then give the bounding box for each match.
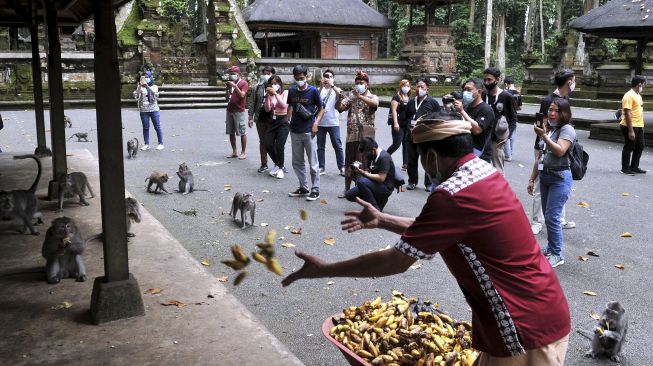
[282,112,571,365]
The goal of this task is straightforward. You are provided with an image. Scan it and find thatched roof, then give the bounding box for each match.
[0,0,130,26]
[242,0,391,30]
[569,0,653,39]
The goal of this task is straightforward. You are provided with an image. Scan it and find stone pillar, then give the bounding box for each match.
[30,2,50,157]
[90,0,145,325]
[44,0,67,198]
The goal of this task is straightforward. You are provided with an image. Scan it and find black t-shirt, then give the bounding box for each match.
[405,96,441,125]
[465,102,495,153]
[534,92,570,149]
[485,90,518,132]
[370,150,395,191]
[391,94,410,126]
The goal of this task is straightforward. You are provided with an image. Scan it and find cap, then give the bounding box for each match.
[229,65,241,73]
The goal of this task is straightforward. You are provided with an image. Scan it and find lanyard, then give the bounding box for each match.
[414,96,426,114]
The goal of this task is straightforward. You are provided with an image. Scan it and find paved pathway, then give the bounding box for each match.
[1,107,652,365]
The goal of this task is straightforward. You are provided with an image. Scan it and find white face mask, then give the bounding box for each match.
[418,88,427,97]
[356,84,367,94]
[569,81,576,92]
[272,84,281,92]
[259,75,270,83]
[296,80,306,87]
[230,74,238,81]
[401,86,411,94]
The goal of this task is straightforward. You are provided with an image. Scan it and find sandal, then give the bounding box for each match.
[226,153,238,158]
[238,153,247,160]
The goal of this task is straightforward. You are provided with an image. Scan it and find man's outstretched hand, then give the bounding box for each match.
[281,251,326,287]
[341,197,382,233]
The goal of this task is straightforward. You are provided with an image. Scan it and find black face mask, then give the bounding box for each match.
[484,82,497,91]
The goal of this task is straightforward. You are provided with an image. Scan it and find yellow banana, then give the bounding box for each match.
[252,252,268,264]
[230,245,249,263]
[221,259,247,270]
[370,296,382,308]
[265,258,283,276]
[264,229,277,244]
[357,350,374,359]
[233,271,248,285]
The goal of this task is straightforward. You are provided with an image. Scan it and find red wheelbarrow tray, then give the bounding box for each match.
[322,313,372,366]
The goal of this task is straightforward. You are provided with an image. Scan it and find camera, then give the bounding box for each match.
[442,95,455,105]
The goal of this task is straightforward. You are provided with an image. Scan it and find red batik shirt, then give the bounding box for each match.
[395,154,570,357]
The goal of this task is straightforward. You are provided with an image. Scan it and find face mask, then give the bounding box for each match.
[296,80,306,87]
[401,86,411,94]
[230,74,238,81]
[418,88,427,97]
[569,81,576,92]
[144,78,151,85]
[259,75,269,83]
[272,84,280,92]
[424,149,443,183]
[548,120,558,128]
[484,82,497,91]
[462,91,474,105]
[356,84,367,94]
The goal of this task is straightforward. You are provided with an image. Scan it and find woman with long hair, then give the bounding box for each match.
[386,79,411,170]
[263,75,290,179]
[133,71,164,150]
[527,97,576,268]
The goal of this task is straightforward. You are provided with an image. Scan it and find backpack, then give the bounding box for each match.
[568,139,589,180]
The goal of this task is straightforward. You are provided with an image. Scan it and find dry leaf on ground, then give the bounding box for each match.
[281,243,295,248]
[161,300,188,308]
[144,288,163,295]
[256,198,264,202]
[51,301,73,310]
[217,276,228,282]
[260,222,269,227]
[320,199,328,204]
[587,251,600,257]
[223,184,232,191]
[577,201,590,208]
[578,256,588,262]
[323,237,336,246]
[583,291,598,297]
[290,227,302,235]
[622,192,630,196]
[200,259,210,266]
[410,263,422,270]
[620,232,633,238]
[262,189,270,193]
[614,264,625,270]
[327,281,335,286]
[590,311,600,320]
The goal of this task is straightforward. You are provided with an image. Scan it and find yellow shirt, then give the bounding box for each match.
[620,89,644,128]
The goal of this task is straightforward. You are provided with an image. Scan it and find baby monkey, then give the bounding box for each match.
[230,192,256,229]
[127,137,139,159]
[125,197,141,237]
[42,217,87,284]
[57,172,95,212]
[145,171,172,194]
[68,132,90,142]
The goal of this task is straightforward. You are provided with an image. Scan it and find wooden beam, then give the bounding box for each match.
[30,0,50,157]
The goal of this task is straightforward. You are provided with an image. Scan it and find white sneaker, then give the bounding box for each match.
[275,169,284,179]
[269,166,279,176]
[140,145,150,151]
[531,222,543,235]
[156,144,164,150]
[561,220,576,229]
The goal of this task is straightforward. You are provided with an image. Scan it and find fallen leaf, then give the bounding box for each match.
[583,291,598,297]
[320,199,328,204]
[256,198,264,202]
[578,256,588,262]
[262,189,270,193]
[281,242,295,248]
[518,164,525,168]
[290,227,302,235]
[299,209,308,221]
[410,263,422,270]
[217,276,228,282]
[144,288,163,295]
[201,259,210,266]
[587,251,600,257]
[51,301,73,310]
[161,300,188,308]
[622,192,630,196]
[614,264,625,270]
[327,281,335,285]
[260,222,269,227]
[577,201,590,208]
[590,311,600,320]
[224,184,232,191]
[620,232,633,238]
[323,237,336,245]
[284,226,291,230]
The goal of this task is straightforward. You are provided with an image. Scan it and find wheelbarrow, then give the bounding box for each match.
[322,314,372,366]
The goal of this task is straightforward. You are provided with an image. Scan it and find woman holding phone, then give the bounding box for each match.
[133,71,164,151]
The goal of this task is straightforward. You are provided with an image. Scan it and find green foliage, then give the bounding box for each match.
[117,2,141,47]
[161,0,187,22]
[450,19,484,81]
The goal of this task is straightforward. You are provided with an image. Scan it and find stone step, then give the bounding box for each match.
[589,122,653,147]
[522,95,620,110]
[158,102,227,110]
[159,85,223,90]
[157,97,225,103]
[159,90,226,97]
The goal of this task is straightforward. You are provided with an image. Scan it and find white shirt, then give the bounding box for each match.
[318,87,339,127]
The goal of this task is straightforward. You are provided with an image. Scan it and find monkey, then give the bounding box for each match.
[56,172,95,212]
[230,192,256,229]
[176,163,210,194]
[577,301,628,363]
[126,137,139,159]
[41,217,87,284]
[0,154,44,235]
[64,115,72,128]
[145,171,172,194]
[68,132,90,142]
[125,197,141,237]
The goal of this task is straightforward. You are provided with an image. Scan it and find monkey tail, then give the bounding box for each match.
[135,137,139,150]
[576,329,595,340]
[67,135,74,140]
[13,154,42,193]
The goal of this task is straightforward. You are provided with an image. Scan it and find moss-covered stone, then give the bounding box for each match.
[217,24,234,34]
[137,19,167,32]
[117,3,141,47]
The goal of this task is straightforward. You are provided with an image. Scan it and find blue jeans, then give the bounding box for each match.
[503,124,517,158]
[345,177,392,211]
[540,169,572,257]
[317,126,344,170]
[140,111,163,145]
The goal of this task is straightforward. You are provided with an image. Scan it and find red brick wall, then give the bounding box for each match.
[319,34,378,60]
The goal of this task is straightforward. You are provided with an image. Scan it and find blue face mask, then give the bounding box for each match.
[356,84,366,94]
[462,91,474,105]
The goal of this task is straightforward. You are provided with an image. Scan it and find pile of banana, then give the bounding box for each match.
[329,291,477,366]
[221,230,283,286]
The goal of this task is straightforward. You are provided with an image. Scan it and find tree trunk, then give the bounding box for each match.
[555,0,562,31]
[386,5,392,58]
[496,12,506,73]
[206,0,217,86]
[525,0,536,51]
[484,0,493,68]
[468,0,476,32]
[9,27,18,50]
[199,0,206,34]
[576,0,600,74]
[539,0,545,57]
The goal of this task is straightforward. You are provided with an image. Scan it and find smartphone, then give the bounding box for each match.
[535,112,544,128]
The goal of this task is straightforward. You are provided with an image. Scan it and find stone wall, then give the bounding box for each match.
[319,32,378,60]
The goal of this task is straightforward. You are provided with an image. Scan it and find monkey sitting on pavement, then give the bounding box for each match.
[230,192,256,229]
[86,197,142,242]
[68,132,90,142]
[577,301,628,363]
[64,115,72,128]
[126,137,139,159]
[56,172,95,212]
[42,217,87,284]
[0,154,44,235]
[145,171,172,194]
[176,162,210,194]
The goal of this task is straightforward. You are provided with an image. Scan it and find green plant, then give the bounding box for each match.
[161,0,186,22]
[117,3,141,47]
[450,19,484,81]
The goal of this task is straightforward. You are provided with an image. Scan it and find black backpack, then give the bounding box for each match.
[568,139,589,180]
